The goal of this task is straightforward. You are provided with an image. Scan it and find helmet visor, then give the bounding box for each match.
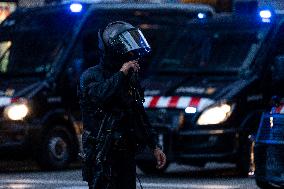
[109,29,151,56]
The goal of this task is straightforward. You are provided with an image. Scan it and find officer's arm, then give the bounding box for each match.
[87,71,126,104]
[140,106,166,169]
[140,106,160,150]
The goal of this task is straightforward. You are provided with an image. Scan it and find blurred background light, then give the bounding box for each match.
[259,10,272,19]
[70,3,83,13]
[185,107,197,114]
[198,13,206,19]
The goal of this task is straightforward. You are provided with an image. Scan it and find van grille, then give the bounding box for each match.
[146,109,195,128]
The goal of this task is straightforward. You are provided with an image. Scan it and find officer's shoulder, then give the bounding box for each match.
[80,65,103,86]
[81,65,102,80]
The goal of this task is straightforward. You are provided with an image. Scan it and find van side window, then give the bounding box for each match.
[66,15,105,80]
[68,42,85,80]
[271,23,284,95]
[64,33,94,90]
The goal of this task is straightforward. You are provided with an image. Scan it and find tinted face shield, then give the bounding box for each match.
[108,29,151,61]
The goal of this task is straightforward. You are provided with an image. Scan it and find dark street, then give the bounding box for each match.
[0,161,258,189]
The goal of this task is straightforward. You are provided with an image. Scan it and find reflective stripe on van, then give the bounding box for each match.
[143,96,215,112]
[275,105,284,114]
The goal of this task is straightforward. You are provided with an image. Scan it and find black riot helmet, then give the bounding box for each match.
[101,21,151,62]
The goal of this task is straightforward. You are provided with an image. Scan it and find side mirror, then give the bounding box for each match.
[272,55,284,82]
[270,96,281,107]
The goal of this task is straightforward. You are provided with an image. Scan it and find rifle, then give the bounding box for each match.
[82,110,123,189]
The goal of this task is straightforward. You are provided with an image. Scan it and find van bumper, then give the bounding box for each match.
[0,119,38,154]
[174,128,239,163]
[136,128,240,164]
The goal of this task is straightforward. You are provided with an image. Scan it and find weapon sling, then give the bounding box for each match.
[90,111,122,189]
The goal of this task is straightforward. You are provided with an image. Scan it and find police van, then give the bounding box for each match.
[135,7,284,176]
[0,2,214,169]
[255,97,284,188]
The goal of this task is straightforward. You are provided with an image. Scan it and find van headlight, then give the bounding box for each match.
[4,103,29,121]
[197,103,234,125]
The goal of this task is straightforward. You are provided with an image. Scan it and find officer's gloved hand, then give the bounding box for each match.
[120,60,140,76]
[153,147,167,169]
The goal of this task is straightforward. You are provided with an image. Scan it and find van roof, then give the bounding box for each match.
[17,2,215,16]
[88,3,214,14]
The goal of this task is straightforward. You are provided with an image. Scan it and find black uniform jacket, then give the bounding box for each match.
[79,60,158,151]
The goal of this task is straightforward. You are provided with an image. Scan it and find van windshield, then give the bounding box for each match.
[147,23,270,73]
[0,9,82,75]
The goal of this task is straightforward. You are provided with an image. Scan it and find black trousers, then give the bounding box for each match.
[88,149,136,189]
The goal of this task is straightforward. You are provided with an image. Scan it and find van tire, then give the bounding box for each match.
[137,160,169,174]
[36,125,74,170]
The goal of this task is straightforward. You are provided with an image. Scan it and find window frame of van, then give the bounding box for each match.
[260,17,284,97]
[144,17,272,76]
[72,9,204,75]
[0,5,88,76]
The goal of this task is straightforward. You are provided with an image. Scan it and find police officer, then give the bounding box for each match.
[79,21,166,189]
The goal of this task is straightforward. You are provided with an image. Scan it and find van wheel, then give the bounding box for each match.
[37,125,73,170]
[237,134,255,177]
[137,160,169,175]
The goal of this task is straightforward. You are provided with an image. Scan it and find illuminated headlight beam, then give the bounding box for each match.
[4,103,29,121]
[197,103,234,125]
